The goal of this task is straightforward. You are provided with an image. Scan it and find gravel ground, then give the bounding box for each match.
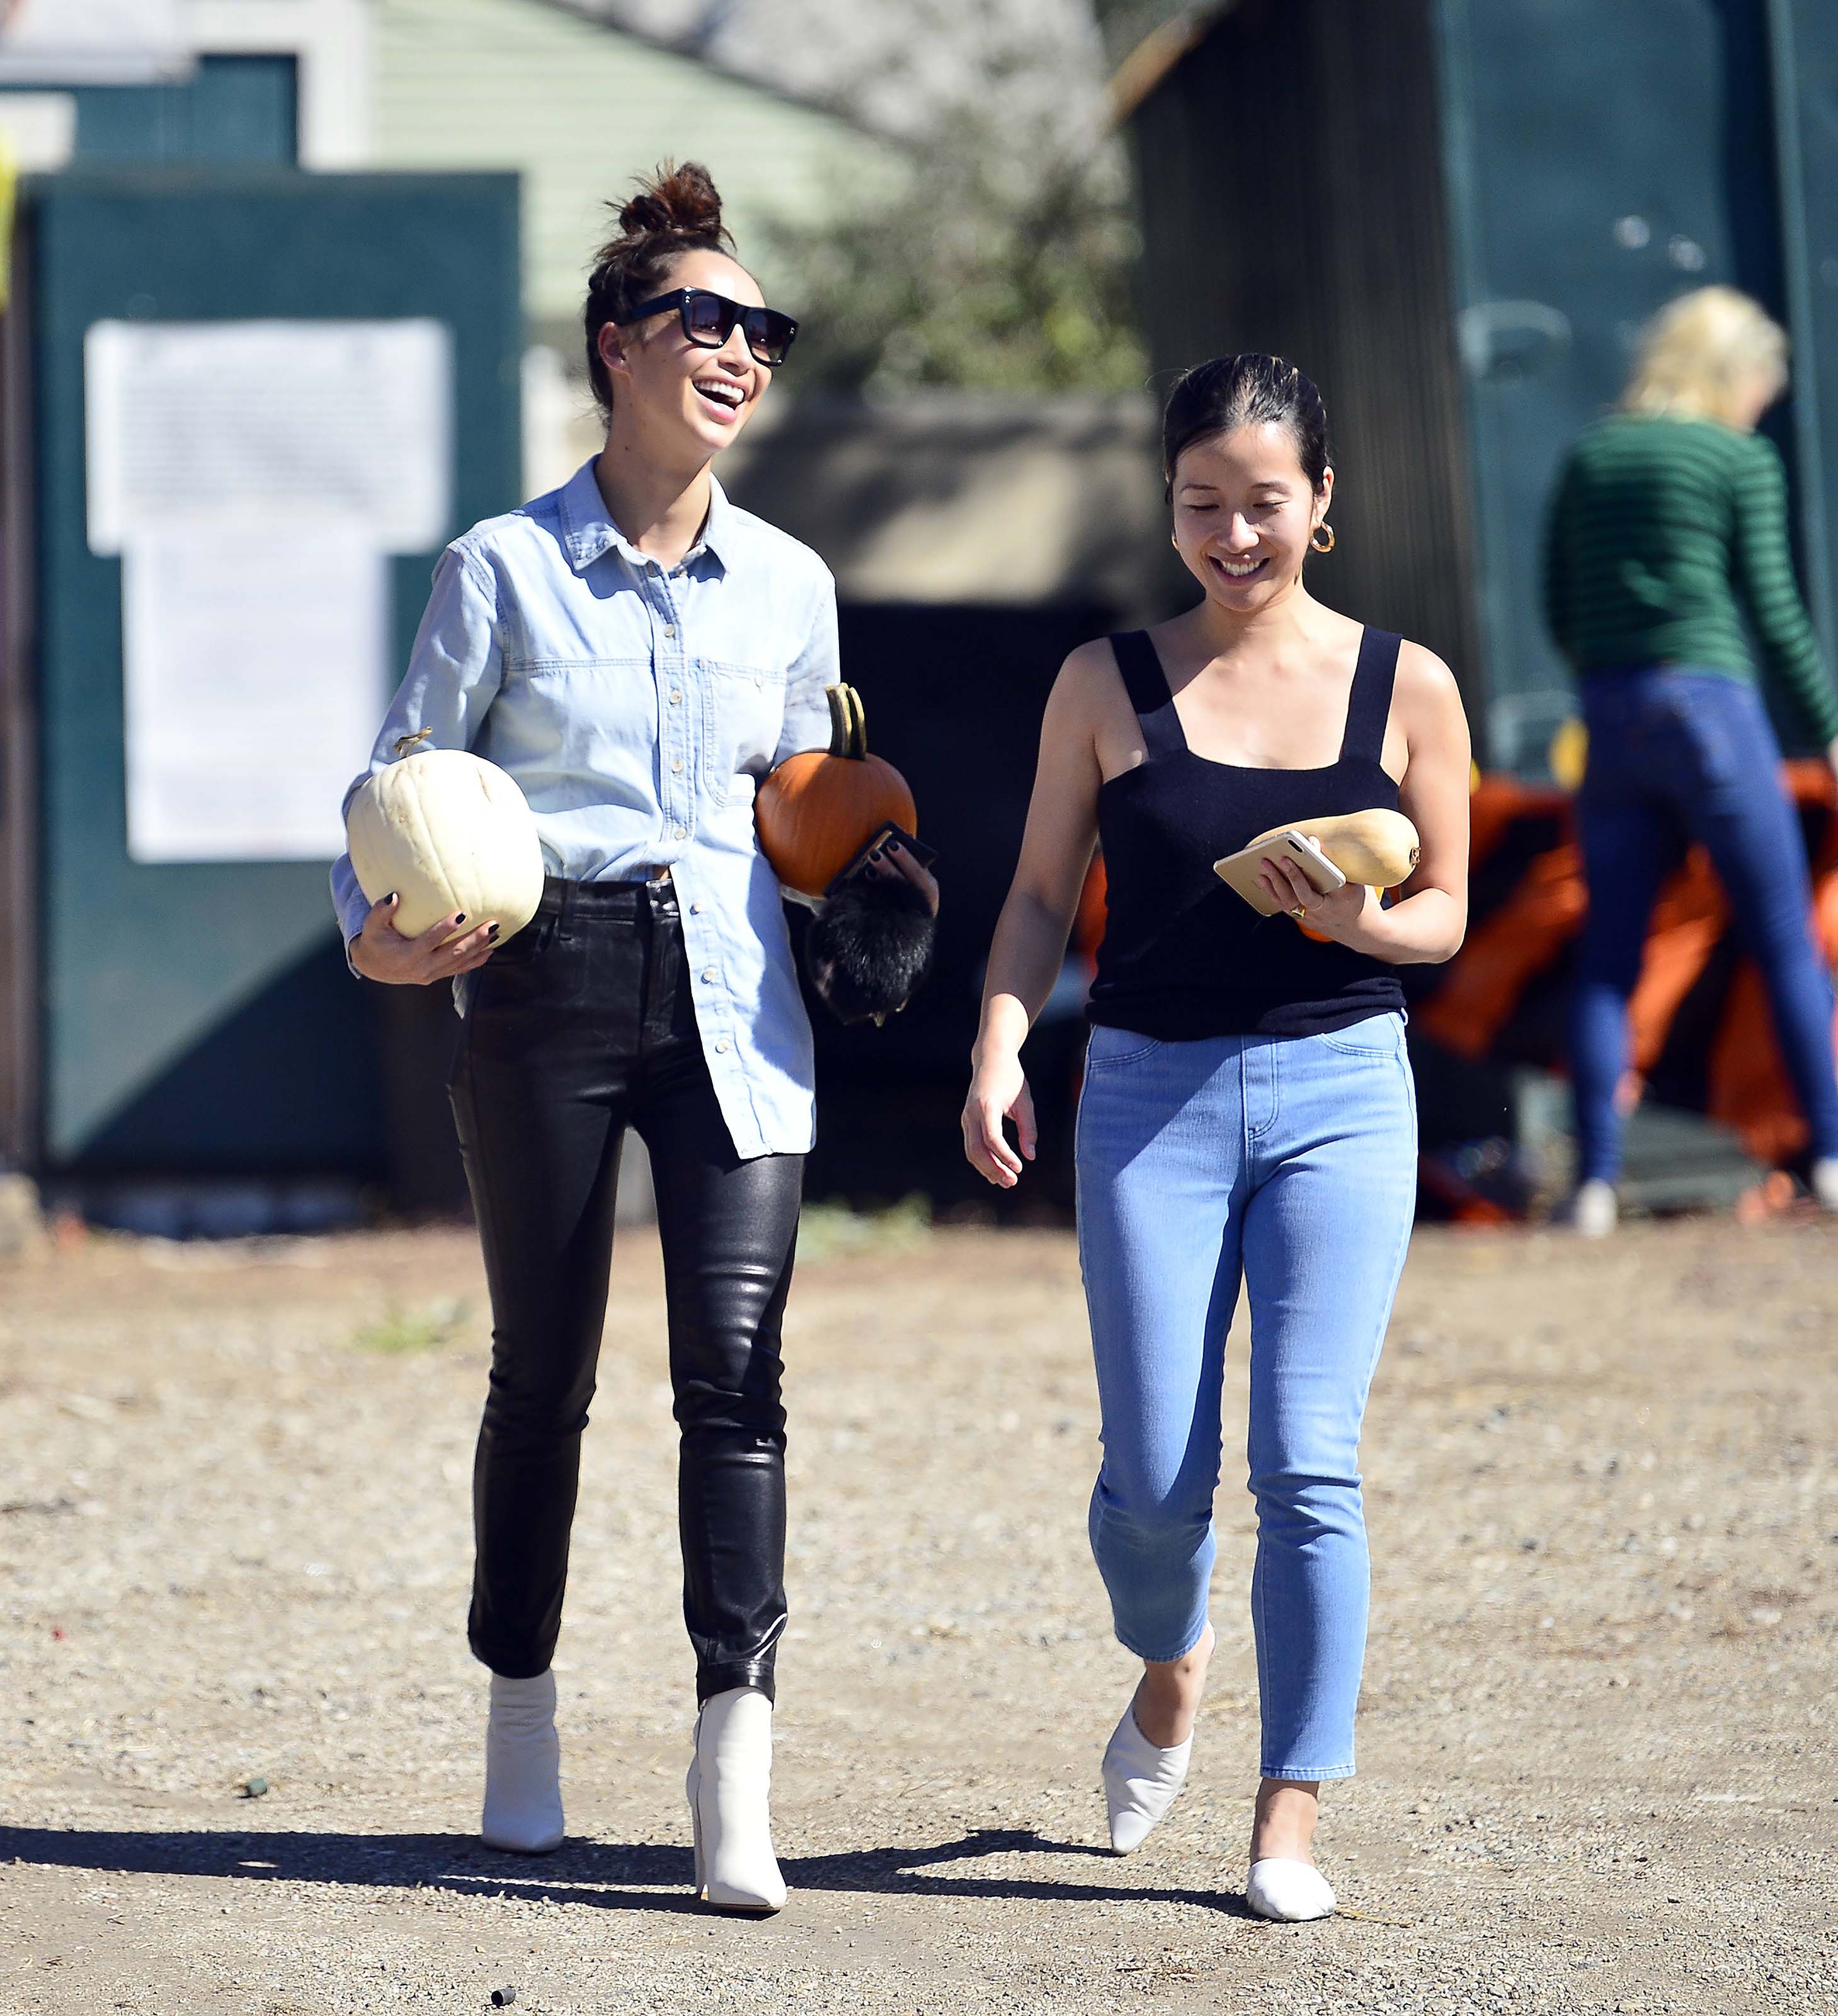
[2,1209,1836,2014]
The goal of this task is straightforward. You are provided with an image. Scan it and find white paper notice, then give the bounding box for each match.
[86,319,453,555]
[86,316,457,862]
[122,530,387,864]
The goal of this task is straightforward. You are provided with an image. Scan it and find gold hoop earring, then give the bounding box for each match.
[1310,523,1336,554]
[1170,532,1180,551]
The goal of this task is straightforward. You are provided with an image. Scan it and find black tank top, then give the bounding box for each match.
[1087,626,1409,1041]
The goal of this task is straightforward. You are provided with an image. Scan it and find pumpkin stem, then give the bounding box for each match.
[393,727,434,759]
[825,684,869,762]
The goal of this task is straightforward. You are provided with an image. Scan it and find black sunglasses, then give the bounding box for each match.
[618,287,799,367]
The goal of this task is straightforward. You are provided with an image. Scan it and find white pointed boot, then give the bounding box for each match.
[481,1670,564,1853]
[1100,1697,1192,1854]
[686,1687,786,1913]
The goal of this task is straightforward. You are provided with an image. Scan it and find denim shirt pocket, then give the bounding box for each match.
[701,658,787,807]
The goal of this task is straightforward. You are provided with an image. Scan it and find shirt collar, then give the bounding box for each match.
[559,458,734,578]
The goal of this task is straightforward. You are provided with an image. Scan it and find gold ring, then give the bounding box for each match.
[1289,905,1306,919]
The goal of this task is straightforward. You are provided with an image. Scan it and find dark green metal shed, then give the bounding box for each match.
[1119,0,1838,774]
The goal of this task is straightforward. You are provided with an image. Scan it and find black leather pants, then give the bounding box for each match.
[448,876,804,1702]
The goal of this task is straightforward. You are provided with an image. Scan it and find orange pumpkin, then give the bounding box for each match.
[755,684,917,898]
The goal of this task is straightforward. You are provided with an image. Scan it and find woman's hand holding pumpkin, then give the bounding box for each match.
[962,1043,1036,1188]
[843,834,939,915]
[1254,850,1373,945]
[350,893,500,985]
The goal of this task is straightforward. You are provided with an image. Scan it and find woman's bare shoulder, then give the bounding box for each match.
[1394,638,1463,706]
[1393,638,1470,746]
[1044,636,1129,720]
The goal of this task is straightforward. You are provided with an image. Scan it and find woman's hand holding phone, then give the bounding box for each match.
[1254,840,1374,942]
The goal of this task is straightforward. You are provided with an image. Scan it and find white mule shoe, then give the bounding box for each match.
[482,1669,564,1853]
[1100,1698,1192,1854]
[1245,1857,1337,1922]
[686,1687,786,1913]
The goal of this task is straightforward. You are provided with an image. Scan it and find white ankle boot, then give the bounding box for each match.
[686,1687,786,1913]
[1245,1856,1337,1922]
[481,1670,564,1853]
[1100,1698,1192,1854]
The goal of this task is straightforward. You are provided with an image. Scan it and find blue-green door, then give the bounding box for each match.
[23,170,520,1175]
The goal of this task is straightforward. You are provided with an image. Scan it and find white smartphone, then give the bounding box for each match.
[1269,830,1347,895]
[1213,828,1347,914]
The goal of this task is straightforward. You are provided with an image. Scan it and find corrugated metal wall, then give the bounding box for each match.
[1123,0,1483,716]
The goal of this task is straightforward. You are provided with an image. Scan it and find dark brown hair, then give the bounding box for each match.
[1162,353,1331,496]
[583,161,735,413]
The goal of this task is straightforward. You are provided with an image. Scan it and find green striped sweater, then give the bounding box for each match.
[1542,413,1838,745]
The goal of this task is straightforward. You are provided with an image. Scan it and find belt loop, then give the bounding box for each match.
[556,878,575,943]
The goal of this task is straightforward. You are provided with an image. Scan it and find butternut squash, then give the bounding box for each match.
[1214,809,1421,915]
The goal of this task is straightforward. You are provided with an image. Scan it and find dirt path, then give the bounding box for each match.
[2,1213,1835,2013]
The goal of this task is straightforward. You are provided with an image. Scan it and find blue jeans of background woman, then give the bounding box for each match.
[1075,1014,1417,1781]
[1570,668,1838,1184]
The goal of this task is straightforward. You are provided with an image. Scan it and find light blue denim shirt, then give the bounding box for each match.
[330,459,836,1160]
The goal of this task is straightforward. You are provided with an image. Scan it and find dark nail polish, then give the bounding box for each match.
[454,913,466,924]
[488,924,500,941]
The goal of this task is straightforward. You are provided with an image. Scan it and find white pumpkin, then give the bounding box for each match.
[346,748,545,946]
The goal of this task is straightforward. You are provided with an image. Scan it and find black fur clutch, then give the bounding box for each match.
[804,825,939,1026]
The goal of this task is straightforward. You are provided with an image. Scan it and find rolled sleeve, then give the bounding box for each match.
[328,543,506,958]
[769,565,842,908]
[772,564,840,770]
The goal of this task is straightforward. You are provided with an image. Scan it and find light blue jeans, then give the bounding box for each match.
[1075,1014,1418,1780]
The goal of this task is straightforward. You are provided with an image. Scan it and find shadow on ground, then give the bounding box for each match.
[0,1824,1259,1919]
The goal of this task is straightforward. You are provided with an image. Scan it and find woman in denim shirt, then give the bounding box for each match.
[331,164,925,1913]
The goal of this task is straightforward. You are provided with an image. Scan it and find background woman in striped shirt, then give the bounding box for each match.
[1544,286,1838,1235]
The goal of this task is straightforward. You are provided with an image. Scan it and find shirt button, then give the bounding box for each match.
[701,966,718,983]
[665,624,676,638]
[690,901,703,915]
[714,1040,729,1055]
[674,823,687,839]
[671,757,684,774]
[670,689,683,705]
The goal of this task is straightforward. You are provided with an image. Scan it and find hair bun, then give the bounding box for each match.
[619,160,726,241]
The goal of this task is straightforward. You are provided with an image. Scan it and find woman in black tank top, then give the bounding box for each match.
[962,356,1470,1920]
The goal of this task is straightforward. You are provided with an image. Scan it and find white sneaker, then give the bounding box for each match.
[482,1670,564,1853]
[1566,1178,1618,1238]
[1245,1857,1337,1922]
[1811,1157,1838,1213]
[687,1687,786,1913]
[1100,1698,1192,1854]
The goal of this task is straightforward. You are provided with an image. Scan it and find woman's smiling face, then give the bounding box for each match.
[597,247,775,456]
[1170,421,1333,610]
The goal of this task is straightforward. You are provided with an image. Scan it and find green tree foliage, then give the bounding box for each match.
[757,69,1147,396]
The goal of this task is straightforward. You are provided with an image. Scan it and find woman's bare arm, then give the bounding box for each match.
[1256,641,1471,963]
[962,644,1111,1186]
